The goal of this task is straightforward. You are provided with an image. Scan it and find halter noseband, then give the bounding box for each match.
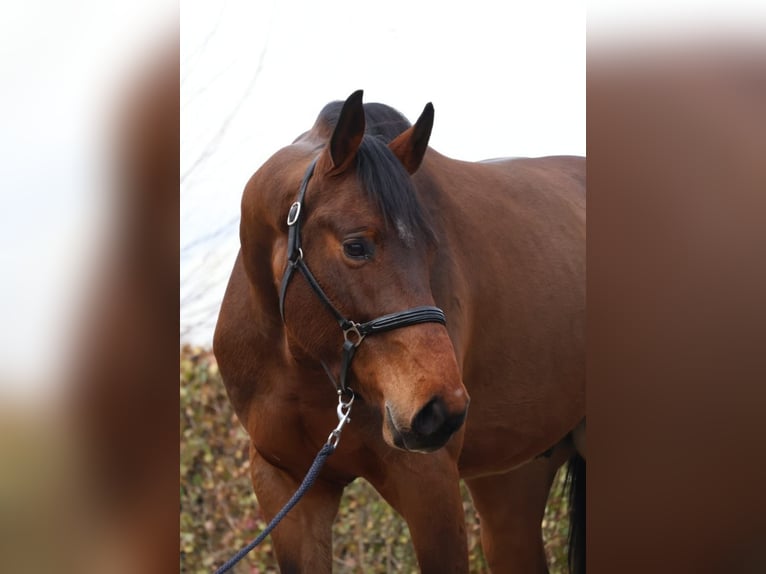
[278,157,447,395]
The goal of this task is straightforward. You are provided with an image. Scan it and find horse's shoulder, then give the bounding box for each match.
[214,252,282,421]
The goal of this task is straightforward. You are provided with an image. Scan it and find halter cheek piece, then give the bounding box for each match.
[278,157,447,396]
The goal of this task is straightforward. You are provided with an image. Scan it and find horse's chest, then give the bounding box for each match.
[248,394,334,466]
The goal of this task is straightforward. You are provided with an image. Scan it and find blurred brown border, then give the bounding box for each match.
[587,39,766,572]
[68,36,180,574]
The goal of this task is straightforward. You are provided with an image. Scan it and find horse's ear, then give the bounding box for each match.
[388,102,434,174]
[322,89,366,176]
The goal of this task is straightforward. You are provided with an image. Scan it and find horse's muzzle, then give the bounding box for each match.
[386,397,468,453]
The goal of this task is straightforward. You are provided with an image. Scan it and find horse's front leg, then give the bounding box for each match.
[369,450,469,574]
[250,449,344,574]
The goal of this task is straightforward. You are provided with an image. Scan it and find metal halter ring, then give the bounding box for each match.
[343,322,365,347]
[286,201,301,226]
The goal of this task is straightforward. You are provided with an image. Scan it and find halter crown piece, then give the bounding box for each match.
[278,157,447,395]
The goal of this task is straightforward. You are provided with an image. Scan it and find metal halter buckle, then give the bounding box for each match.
[343,322,365,347]
[286,201,301,226]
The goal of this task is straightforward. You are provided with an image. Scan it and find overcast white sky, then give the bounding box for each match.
[180,0,587,344]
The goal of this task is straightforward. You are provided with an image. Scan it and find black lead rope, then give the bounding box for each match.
[215,157,447,572]
[214,389,354,574]
[214,443,335,574]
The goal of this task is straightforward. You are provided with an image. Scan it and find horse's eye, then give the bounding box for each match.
[343,240,370,260]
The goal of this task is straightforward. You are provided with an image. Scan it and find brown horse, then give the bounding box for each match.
[214,90,585,573]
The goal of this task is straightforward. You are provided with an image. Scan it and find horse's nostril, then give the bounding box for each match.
[411,397,448,437]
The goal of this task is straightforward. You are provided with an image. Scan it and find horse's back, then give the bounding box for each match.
[481,155,585,202]
[428,153,585,271]
[463,155,585,256]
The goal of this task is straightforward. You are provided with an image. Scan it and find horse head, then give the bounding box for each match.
[240,90,469,453]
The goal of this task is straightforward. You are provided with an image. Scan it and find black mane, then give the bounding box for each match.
[317,101,435,245]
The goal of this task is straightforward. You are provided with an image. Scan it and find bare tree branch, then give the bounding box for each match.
[181,3,227,86]
[181,5,278,341]
[181,26,272,184]
[181,216,238,255]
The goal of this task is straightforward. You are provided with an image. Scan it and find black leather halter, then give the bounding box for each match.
[278,157,447,395]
